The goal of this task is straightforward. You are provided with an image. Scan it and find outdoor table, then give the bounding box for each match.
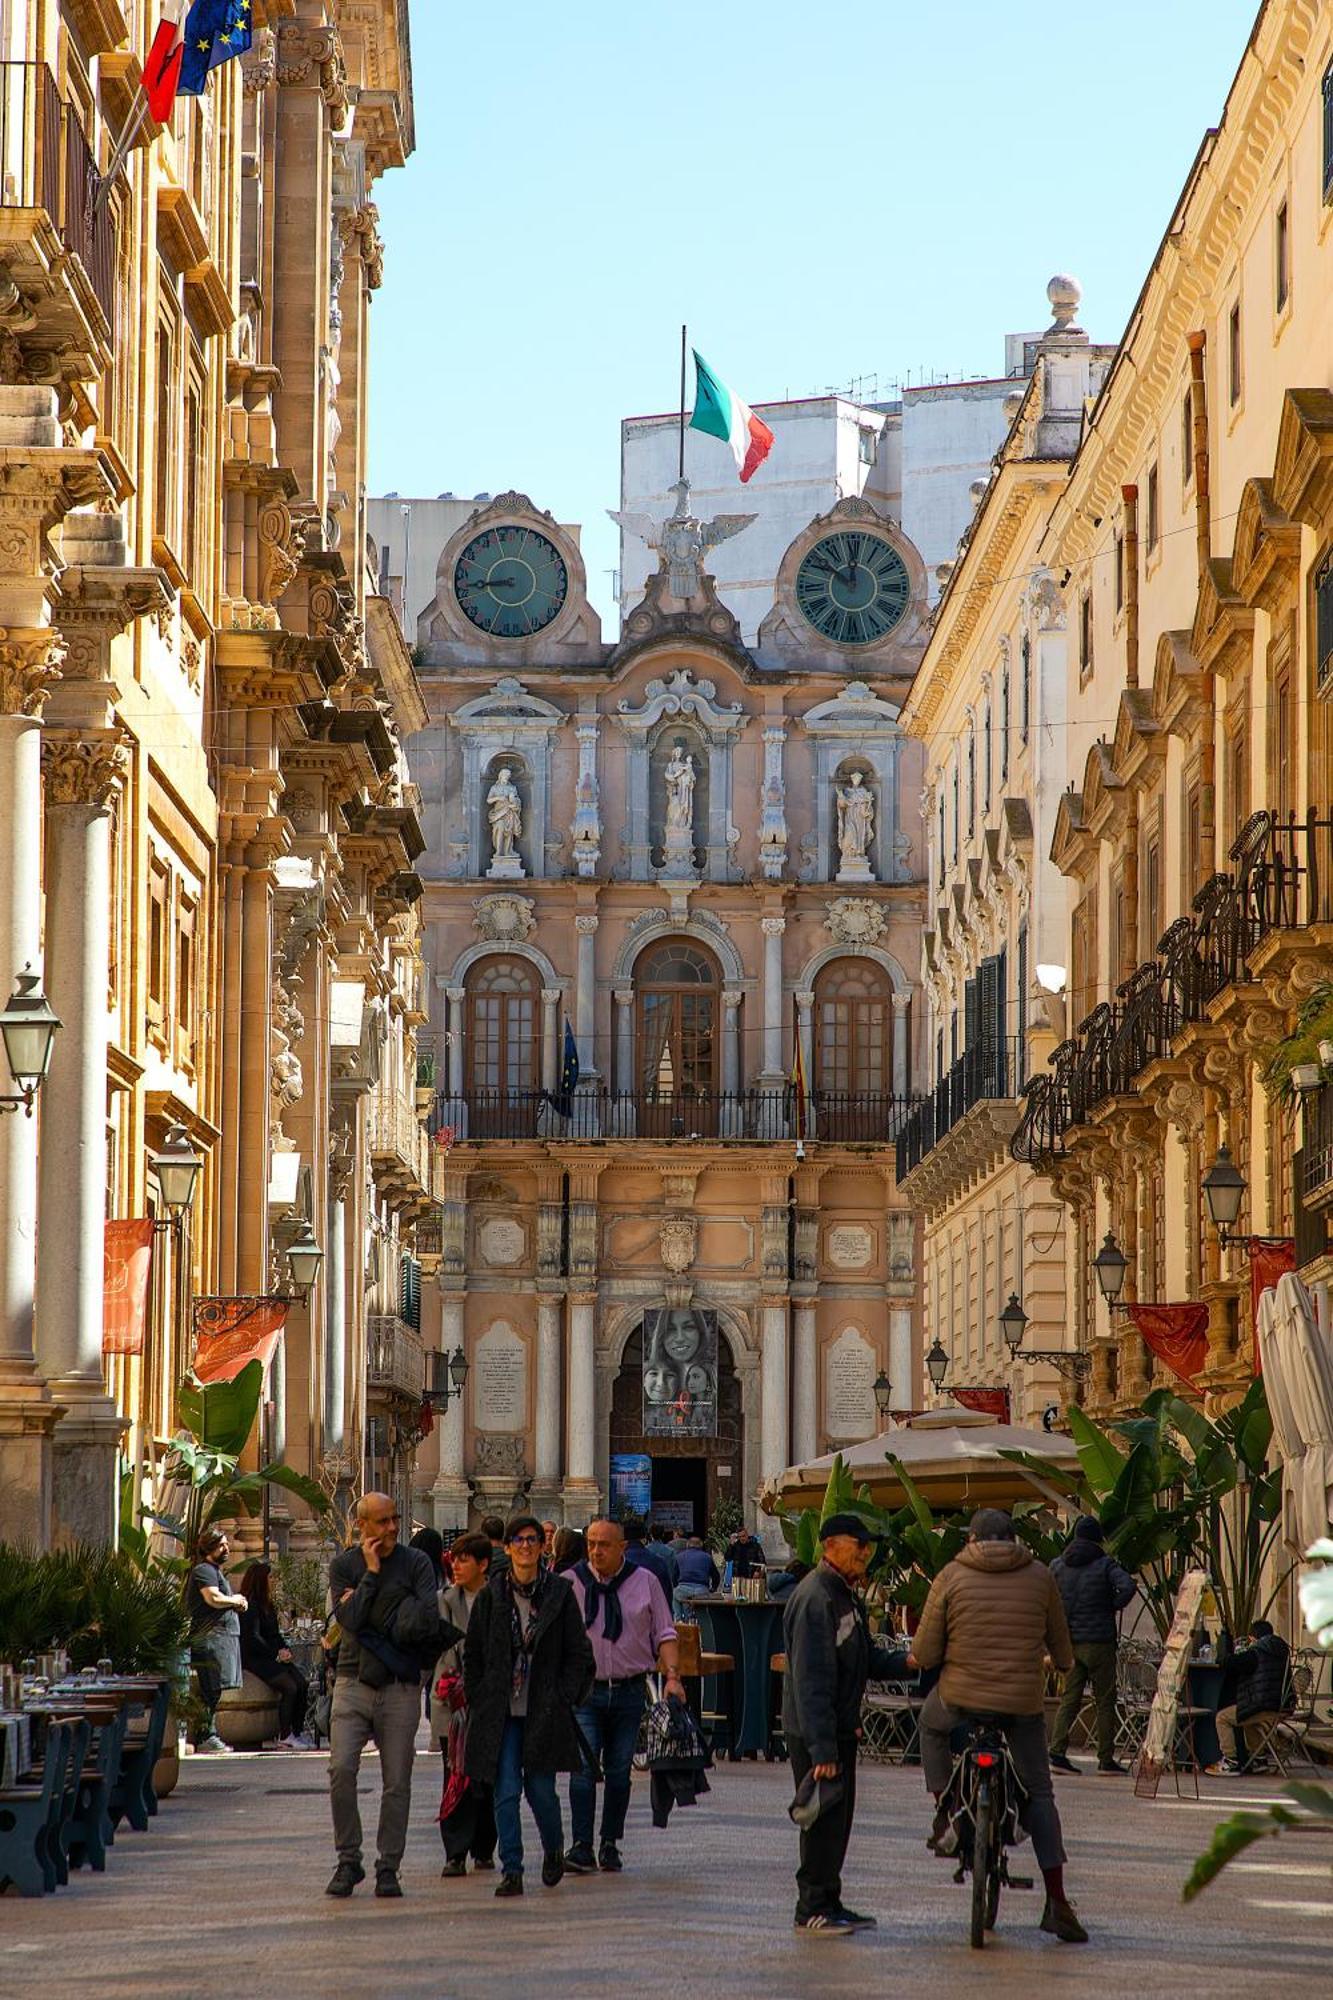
[1187,1660,1224,1770]
[692,1596,786,1758]
[0,1712,32,1788]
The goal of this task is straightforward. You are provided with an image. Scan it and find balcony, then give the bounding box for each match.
[429,1086,916,1147]
[368,1083,430,1200]
[1011,810,1333,1172]
[366,1314,425,1403]
[0,63,116,378]
[896,1035,1026,1191]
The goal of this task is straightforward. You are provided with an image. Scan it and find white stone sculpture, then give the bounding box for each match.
[665,742,696,831]
[609,478,754,601]
[486,765,524,878]
[836,771,875,882]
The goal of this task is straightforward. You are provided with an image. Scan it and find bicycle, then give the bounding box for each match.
[941,1715,1034,1949]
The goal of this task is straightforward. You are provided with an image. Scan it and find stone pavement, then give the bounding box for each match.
[1,1742,1329,2000]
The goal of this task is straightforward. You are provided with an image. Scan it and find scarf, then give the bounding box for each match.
[575,1559,633,1645]
[507,1569,546,1703]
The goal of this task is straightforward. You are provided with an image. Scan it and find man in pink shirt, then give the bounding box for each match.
[565,1517,683,1873]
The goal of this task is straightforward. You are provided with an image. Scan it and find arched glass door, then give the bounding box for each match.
[815,956,893,1139]
[466,956,538,1136]
[634,941,719,1136]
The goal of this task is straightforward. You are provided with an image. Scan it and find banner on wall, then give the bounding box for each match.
[1127,1302,1209,1386]
[951,1386,1011,1422]
[642,1306,718,1437]
[192,1296,287,1384]
[102,1220,155,1356]
[610,1453,653,1519]
[1249,1238,1297,1373]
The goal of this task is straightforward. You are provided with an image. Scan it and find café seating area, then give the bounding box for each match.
[0,1666,173,1898]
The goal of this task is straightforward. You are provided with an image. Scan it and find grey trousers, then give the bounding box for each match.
[919,1688,1067,1871]
[329,1677,421,1872]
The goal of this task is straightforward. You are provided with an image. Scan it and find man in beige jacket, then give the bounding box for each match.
[911,1507,1087,1944]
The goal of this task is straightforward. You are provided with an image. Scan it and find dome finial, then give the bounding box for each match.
[1046,273,1083,333]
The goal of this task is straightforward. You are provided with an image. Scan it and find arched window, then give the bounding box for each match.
[814,957,894,1139]
[634,940,719,1134]
[466,956,537,1136]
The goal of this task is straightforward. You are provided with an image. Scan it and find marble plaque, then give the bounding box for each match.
[824,1326,878,1440]
[474,1320,528,1432]
[827,1223,873,1271]
[478,1216,525,1267]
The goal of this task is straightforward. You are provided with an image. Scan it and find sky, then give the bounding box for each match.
[368,0,1261,627]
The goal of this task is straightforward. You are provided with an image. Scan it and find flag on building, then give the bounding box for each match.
[689,350,775,484]
[791,1027,809,1142]
[102,1219,155,1356]
[193,1295,287,1384]
[549,1019,580,1120]
[144,4,189,124]
[178,0,253,98]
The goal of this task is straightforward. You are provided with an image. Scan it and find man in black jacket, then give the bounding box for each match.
[1210,1619,1293,1773]
[1048,1517,1136,1775]
[782,1514,908,1938]
[326,1492,456,1899]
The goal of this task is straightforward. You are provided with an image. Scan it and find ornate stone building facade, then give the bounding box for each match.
[0,1,425,1548]
[409,485,930,1535]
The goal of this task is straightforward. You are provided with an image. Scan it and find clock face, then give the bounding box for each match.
[795,530,911,646]
[454,525,569,638]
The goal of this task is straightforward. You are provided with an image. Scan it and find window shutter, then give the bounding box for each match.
[399,1255,421,1331]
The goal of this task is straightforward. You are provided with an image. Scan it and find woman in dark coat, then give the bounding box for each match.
[463,1513,595,1895]
[238,1561,310,1747]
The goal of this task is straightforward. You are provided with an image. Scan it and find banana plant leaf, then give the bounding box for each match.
[258,1462,331,1514]
[177,1361,264,1458]
[1066,1405,1129,1498]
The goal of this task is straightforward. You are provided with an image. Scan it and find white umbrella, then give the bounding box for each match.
[761,1409,1082,1515]
[1260,1273,1333,1555]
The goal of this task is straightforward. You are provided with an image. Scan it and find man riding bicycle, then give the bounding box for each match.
[910,1507,1088,1945]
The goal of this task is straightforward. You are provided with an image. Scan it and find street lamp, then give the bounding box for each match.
[425,1344,470,1412]
[0,967,60,1113]
[997,1287,1093,1382]
[873,1369,893,1419]
[998,1292,1029,1355]
[1202,1143,1247,1248]
[925,1337,950,1390]
[150,1122,205,1221]
[1092,1230,1129,1307]
[283,1219,325,1299]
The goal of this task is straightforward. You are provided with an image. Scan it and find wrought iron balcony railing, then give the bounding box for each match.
[896,1035,1027,1181]
[430,1086,917,1147]
[1011,809,1333,1172]
[366,1314,425,1402]
[0,62,115,330]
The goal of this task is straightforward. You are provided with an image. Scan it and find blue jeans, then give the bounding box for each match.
[494,1715,564,1876]
[569,1678,646,1850]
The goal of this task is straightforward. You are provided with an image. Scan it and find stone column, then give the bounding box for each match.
[564,1291,598,1518]
[759,1295,791,1547]
[795,990,815,1090]
[614,987,634,1096]
[792,1300,818,1463]
[432,1291,470,1523]
[533,1292,563,1506]
[540,988,561,1094]
[574,913,598,1075]
[721,990,742,1096]
[446,985,466,1131]
[324,1129,353,1455]
[892,991,911,1099]
[760,915,786,1080]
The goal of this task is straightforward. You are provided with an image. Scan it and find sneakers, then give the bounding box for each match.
[1049,1753,1079,1773]
[836,1907,877,1929]
[1097,1760,1129,1776]
[440,1856,467,1878]
[541,1849,565,1888]
[495,1873,523,1897]
[375,1869,403,1899]
[195,1734,232,1755]
[1205,1757,1242,1775]
[1040,1896,1089,1944]
[564,1844,597,1875]
[597,1843,623,1873]
[325,1862,365,1899]
[794,1911,858,1938]
[285,1732,316,1751]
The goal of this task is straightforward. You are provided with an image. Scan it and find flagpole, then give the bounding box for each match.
[93,89,152,218]
[678,324,687,482]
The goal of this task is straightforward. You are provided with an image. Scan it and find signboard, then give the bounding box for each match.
[650,1500,697,1534]
[825,1326,878,1440]
[473,1321,527,1432]
[642,1306,717,1437]
[1134,1567,1211,1798]
[610,1453,653,1519]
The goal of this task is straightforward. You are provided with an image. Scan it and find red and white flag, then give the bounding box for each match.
[144,3,189,125]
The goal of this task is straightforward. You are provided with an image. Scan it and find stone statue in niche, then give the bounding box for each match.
[486,765,525,879]
[665,742,696,832]
[836,771,875,882]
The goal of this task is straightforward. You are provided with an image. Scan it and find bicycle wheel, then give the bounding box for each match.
[969,1784,993,1949]
[985,1855,1001,1931]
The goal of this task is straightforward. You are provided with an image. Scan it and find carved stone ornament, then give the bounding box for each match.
[472,894,535,943]
[41,732,128,807]
[0,629,64,716]
[825,897,888,946]
[659,1213,698,1274]
[474,1434,527,1476]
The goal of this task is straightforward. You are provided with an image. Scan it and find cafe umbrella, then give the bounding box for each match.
[760,1410,1082,1517]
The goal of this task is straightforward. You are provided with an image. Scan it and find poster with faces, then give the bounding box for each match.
[642,1307,718,1437]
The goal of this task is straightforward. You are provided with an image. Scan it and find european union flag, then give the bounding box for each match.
[178,0,253,97]
[547,1020,580,1120]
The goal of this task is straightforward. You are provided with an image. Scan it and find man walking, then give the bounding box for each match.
[1048,1516,1136,1775]
[327,1492,454,1899]
[782,1514,907,1937]
[565,1517,684,1874]
[464,1514,595,1896]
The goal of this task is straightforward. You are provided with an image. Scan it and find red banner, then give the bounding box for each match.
[1128,1303,1209,1385]
[951,1386,1012,1422]
[1249,1238,1296,1374]
[192,1297,287,1384]
[102,1220,155,1355]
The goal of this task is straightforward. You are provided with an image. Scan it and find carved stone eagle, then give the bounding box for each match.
[610,478,754,600]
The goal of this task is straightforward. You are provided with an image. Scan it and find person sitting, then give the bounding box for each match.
[1209,1619,1293,1774]
[767,1557,812,1603]
[672,1536,719,1619]
[239,1561,311,1749]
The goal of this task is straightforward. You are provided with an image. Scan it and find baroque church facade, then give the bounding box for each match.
[408,481,931,1536]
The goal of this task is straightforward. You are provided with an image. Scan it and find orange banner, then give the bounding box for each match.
[192,1296,287,1384]
[103,1220,155,1356]
[1128,1302,1209,1386]
[951,1386,1012,1422]
[1249,1237,1296,1375]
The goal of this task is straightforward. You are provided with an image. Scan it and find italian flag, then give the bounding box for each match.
[689,350,775,484]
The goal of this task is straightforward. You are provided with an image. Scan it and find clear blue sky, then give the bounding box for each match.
[369,0,1259,625]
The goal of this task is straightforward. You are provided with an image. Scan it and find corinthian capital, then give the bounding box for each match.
[42,729,129,807]
[0,628,64,716]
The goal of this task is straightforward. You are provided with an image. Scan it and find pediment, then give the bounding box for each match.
[1191,556,1254,680]
[998,797,1033,853]
[800,679,902,735]
[1271,387,1333,527]
[452,677,565,729]
[1081,738,1125,837]
[1150,630,1206,737]
[1112,685,1163,780]
[615,666,745,734]
[1050,787,1093,879]
[1230,476,1302,616]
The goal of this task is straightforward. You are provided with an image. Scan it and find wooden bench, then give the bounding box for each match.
[676,1621,737,1756]
[0,1716,87,1896]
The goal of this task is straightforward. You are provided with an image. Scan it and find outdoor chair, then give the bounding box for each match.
[0,1718,86,1896]
[675,1621,736,1757]
[1244,1651,1325,1776]
[860,1677,925,1765]
[1114,1639,1161,1762]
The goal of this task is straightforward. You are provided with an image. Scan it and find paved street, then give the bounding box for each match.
[1,1743,1329,1999]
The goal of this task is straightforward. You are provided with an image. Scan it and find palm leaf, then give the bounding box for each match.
[1181,1806,1303,1901]
[177,1361,264,1457]
[1067,1404,1129,1498]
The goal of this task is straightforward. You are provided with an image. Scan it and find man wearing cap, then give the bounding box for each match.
[781,1513,908,1937]
[911,1507,1087,1944]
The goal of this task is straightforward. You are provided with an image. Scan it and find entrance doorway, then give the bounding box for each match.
[610,1319,742,1538]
